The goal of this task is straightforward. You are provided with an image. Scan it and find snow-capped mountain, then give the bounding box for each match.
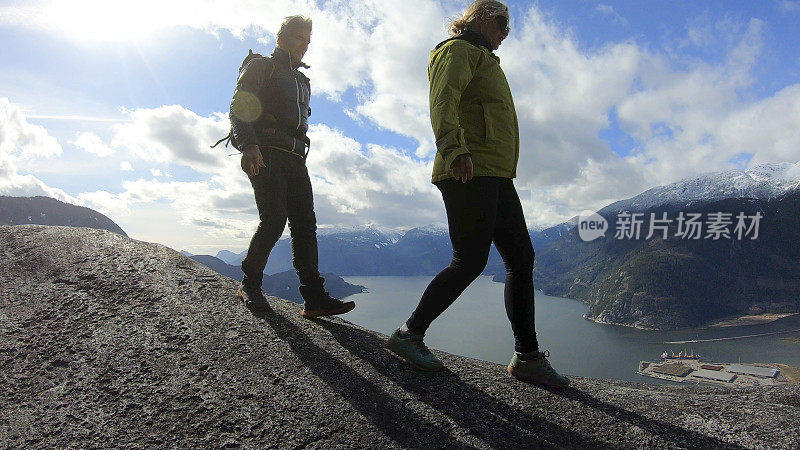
[211,224,558,276]
[317,224,405,246]
[216,249,245,265]
[533,162,800,330]
[396,224,448,237]
[601,162,800,214]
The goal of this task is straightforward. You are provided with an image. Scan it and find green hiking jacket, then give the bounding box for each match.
[429,31,520,183]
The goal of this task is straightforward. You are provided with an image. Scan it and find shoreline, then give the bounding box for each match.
[707,313,799,328]
[582,311,800,331]
[779,333,800,344]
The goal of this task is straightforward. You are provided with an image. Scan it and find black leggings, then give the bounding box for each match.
[406,177,538,353]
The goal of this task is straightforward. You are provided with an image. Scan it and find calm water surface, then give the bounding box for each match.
[342,276,800,383]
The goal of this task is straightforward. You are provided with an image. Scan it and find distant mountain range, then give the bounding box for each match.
[16,162,788,330]
[533,162,800,329]
[214,224,573,277]
[212,162,800,330]
[0,196,127,236]
[601,162,800,214]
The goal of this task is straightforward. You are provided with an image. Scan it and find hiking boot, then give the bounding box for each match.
[384,329,444,372]
[300,294,355,319]
[507,350,569,388]
[238,283,270,311]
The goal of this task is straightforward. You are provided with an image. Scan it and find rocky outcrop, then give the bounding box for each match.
[1,225,798,448]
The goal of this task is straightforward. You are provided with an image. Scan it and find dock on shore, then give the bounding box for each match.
[637,358,796,386]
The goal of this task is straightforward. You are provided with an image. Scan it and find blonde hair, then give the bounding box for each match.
[277,15,312,41]
[448,0,509,36]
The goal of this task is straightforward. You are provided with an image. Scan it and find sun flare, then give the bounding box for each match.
[45,0,179,41]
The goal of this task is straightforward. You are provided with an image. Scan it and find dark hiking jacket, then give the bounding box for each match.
[230,47,311,157]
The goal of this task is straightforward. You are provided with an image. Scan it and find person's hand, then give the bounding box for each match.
[450,153,473,183]
[241,145,266,176]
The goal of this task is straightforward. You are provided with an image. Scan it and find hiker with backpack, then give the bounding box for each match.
[227,15,355,318]
[384,0,569,387]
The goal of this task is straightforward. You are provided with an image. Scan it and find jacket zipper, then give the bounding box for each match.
[287,52,302,154]
[293,76,301,154]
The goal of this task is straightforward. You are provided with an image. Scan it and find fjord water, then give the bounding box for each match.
[342,276,800,383]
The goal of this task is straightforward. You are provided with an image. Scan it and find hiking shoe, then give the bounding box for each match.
[507,350,569,388]
[301,294,355,319]
[238,284,270,311]
[384,329,444,372]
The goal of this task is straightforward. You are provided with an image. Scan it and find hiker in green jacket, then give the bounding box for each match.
[385,0,569,388]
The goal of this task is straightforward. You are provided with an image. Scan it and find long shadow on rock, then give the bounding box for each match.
[316,319,606,449]
[251,307,466,448]
[552,388,745,450]
[320,319,745,450]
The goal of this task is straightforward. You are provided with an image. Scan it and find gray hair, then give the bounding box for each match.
[448,0,509,36]
[276,15,312,41]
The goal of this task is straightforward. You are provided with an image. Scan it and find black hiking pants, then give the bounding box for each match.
[241,147,325,300]
[406,177,539,354]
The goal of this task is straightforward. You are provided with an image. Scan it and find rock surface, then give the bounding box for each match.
[1,225,799,449]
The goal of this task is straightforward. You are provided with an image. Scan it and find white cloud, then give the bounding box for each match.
[79,122,443,250]
[345,0,449,153]
[74,131,114,156]
[0,0,446,147]
[78,189,131,217]
[306,124,442,227]
[478,8,795,225]
[120,161,133,171]
[0,0,304,42]
[111,105,230,173]
[79,177,257,238]
[615,18,768,186]
[0,97,73,200]
[779,1,800,13]
[0,97,62,160]
[595,4,628,26]
[596,4,614,15]
[717,84,800,165]
[5,1,800,241]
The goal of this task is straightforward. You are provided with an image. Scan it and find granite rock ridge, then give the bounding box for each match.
[1,225,798,449]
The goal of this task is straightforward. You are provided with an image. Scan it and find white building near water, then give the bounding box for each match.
[727,364,779,379]
[690,369,736,383]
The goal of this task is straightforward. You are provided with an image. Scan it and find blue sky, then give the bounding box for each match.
[1,0,799,253]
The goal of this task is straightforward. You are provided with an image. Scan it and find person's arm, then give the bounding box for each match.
[429,43,477,182]
[230,58,270,176]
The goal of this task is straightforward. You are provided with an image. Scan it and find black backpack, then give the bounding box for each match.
[211,50,272,151]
